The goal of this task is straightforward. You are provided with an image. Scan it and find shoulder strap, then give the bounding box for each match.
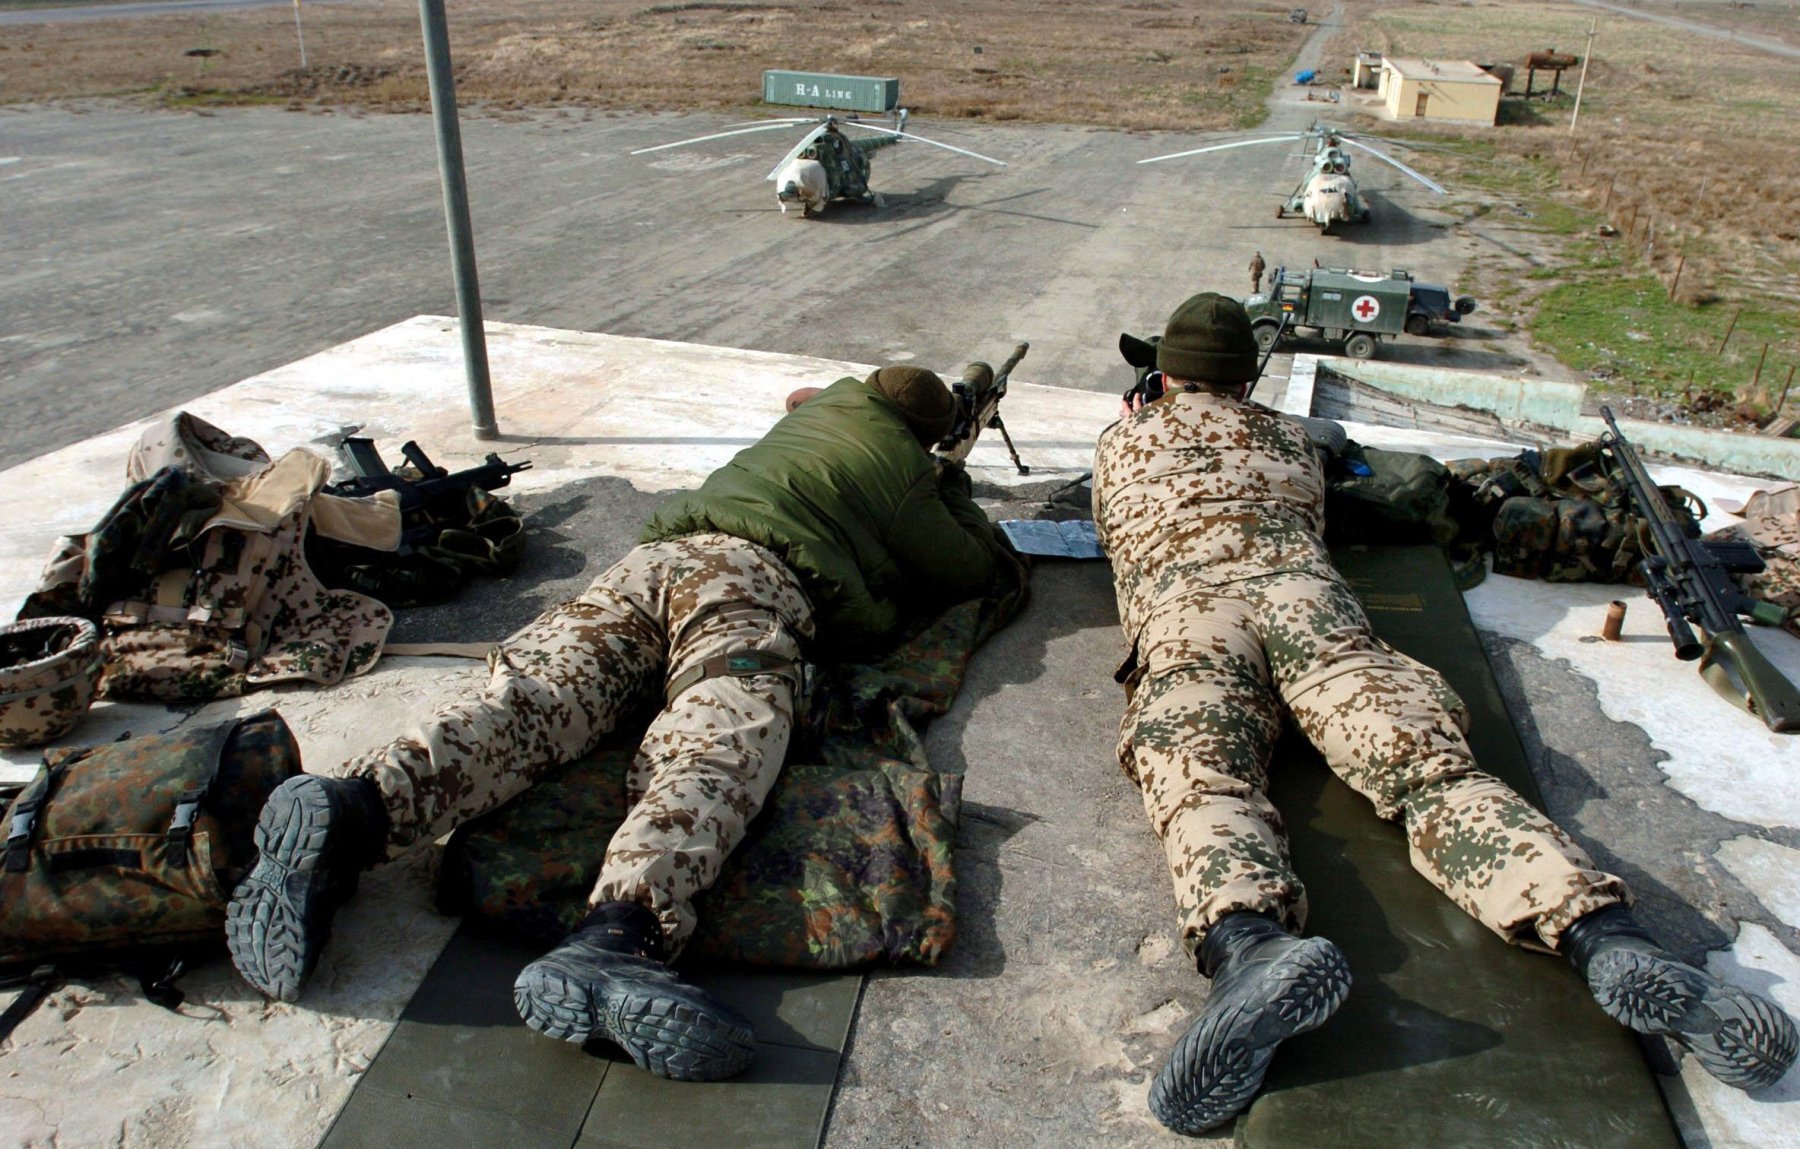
[165,720,238,869]
[3,763,66,873]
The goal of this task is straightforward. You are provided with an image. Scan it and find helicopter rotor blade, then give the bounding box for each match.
[765,123,830,181]
[1339,138,1447,194]
[842,123,1007,166]
[630,120,818,156]
[1138,134,1306,165]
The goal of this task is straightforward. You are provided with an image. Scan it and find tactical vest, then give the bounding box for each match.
[16,413,397,706]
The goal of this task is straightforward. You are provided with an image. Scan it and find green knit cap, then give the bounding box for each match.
[866,365,956,446]
[1156,292,1259,385]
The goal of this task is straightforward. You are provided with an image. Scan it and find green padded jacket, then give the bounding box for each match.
[641,376,1003,657]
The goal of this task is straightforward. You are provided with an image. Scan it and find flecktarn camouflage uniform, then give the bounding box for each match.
[335,534,813,952]
[1093,391,1627,956]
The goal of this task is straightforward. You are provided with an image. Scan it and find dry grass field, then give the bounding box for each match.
[0,0,1306,131]
[1324,0,1799,411]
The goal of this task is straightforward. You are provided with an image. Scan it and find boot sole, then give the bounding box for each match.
[225,776,340,1003]
[1150,938,1352,1135]
[514,962,755,1082]
[1588,947,1798,1090]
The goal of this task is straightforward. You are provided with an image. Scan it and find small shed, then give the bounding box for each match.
[1353,52,1384,89]
[1377,57,1502,124]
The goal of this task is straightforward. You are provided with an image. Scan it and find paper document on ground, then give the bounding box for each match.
[998,519,1104,560]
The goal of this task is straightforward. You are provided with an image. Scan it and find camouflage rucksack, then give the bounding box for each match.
[1448,444,1704,584]
[0,710,300,1036]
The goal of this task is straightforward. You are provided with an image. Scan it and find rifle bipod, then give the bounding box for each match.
[991,415,1030,475]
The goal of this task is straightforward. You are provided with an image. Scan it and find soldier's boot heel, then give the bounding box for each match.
[513,901,755,1082]
[225,774,386,1002]
[1566,906,1797,1090]
[1150,912,1351,1136]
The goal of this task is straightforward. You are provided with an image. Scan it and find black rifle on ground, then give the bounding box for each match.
[1598,406,1800,733]
[936,342,1031,474]
[330,437,531,554]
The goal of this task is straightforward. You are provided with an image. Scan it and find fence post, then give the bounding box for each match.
[1717,308,1741,356]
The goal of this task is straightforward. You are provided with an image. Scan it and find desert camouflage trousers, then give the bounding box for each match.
[1117,566,1627,958]
[336,534,814,952]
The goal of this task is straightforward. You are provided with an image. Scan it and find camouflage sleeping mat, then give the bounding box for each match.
[1239,543,1680,1149]
[437,587,1022,970]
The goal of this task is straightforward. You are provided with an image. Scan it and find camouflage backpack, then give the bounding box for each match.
[1446,443,1704,584]
[0,710,300,1037]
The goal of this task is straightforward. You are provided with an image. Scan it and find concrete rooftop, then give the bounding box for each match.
[0,319,1796,1148]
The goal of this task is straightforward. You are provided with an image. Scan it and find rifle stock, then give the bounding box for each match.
[1600,406,1800,733]
[1702,631,1800,734]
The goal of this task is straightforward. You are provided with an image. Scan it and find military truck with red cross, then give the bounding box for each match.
[1243,266,1476,360]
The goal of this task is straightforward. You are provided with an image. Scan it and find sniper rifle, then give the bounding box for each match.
[936,342,1031,475]
[330,437,531,555]
[1598,406,1800,732]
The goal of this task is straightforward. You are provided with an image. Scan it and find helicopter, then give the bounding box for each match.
[630,109,1006,218]
[1139,123,1446,233]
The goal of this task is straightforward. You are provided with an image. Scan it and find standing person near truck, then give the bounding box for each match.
[225,366,1013,1083]
[1248,250,1266,294]
[1095,292,1797,1136]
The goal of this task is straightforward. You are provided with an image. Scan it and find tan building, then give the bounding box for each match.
[1377,57,1501,124]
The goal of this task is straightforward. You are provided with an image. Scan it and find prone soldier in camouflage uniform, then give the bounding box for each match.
[227,366,1009,1082]
[1094,294,1797,1135]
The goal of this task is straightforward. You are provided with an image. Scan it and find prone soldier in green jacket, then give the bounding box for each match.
[226,366,1010,1082]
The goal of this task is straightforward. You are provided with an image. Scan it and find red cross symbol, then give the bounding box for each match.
[1354,297,1378,320]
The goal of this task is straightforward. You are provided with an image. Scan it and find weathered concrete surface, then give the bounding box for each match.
[0,319,1797,1149]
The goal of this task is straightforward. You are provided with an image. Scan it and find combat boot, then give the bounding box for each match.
[1564,904,1797,1090]
[513,901,755,1082]
[1150,912,1351,1136]
[226,773,389,1003]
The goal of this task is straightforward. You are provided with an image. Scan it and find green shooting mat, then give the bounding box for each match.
[320,923,859,1149]
[1238,544,1681,1148]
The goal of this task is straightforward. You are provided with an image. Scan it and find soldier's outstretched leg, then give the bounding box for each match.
[513,901,755,1082]
[226,773,388,1002]
[1563,905,1797,1090]
[1267,570,1628,946]
[1120,589,1304,950]
[587,537,811,951]
[228,543,678,1001]
[515,536,811,1078]
[1151,911,1352,1135]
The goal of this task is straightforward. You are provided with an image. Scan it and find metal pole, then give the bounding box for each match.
[418,0,498,439]
[292,0,307,69]
[1569,18,1597,135]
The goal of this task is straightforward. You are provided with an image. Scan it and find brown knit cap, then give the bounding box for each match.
[866,365,956,446]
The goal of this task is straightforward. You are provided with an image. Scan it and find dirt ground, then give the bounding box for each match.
[0,0,1307,131]
[4,0,1794,424]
